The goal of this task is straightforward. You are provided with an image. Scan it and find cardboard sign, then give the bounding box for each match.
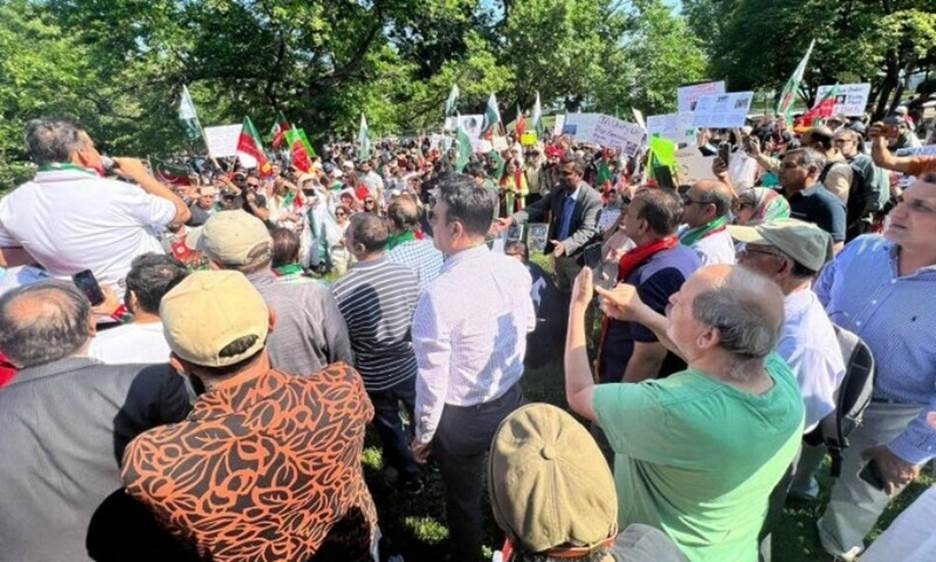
[646,112,696,145]
[520,131,538,145]
[691,91,754,128]
[816,83,871,116]
[562,113,646,157]
[678,81,726,113]
[204,124,243,158]
[675,147,716,185]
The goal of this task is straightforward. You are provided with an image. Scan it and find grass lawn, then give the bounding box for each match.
[356,253,932,562]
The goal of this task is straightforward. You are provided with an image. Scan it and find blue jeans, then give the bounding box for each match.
[368,377,420,482]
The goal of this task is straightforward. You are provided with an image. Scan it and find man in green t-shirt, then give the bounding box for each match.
[564,264,804,562]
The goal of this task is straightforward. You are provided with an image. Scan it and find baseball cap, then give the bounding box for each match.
[197,210,273,268]
[728,218,833,272]
[489,403,618,555]
[160,270,269,368]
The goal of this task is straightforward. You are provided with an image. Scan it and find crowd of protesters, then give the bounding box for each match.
[0,103,934,562]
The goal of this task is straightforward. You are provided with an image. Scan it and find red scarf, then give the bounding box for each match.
[599,235,678,379]
[617,235,678,281]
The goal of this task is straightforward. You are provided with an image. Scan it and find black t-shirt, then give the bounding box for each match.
[782,184,847,242]
[599,246,700,383]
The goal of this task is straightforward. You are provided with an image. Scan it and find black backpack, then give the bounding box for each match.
[805,325,875,477]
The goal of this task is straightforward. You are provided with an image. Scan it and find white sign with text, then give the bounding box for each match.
[678,81,726,113]
[816,83,871,116]
[562,113,646,156]
[204,124,243,158]
[691,91,754,128]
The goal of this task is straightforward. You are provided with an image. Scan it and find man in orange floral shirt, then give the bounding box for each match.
[120,270,378,562]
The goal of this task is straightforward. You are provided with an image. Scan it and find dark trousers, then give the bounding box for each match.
[432,384,524,562]
[369,377,420,482]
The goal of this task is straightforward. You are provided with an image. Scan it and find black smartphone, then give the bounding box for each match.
[718,142,731,166]
[576,243,603,270]
[72,269,105,306]
[859,459,886,491]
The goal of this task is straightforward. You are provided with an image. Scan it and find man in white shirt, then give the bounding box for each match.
[679,179,737,265]
[731,218,845,433]
[410,174,535,562]
[0,118,191,286]
[89,253,188,365]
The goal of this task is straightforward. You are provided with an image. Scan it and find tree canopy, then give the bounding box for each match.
[0,0,706,189]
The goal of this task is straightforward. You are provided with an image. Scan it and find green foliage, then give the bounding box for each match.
[685,0,936,114]
[0,0,710,189]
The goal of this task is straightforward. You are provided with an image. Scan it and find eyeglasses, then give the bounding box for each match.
[732,201,755,212]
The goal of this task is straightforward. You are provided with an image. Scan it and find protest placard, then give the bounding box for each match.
[691,91,754,128]
[895,145,936,157]
[204,124,243,158]
[675,147,716,184]
[520,132,538,145]
[562,113,646,156]
[632,108,646,130]
[816,83,871,116]
[553,114,566,136]
[528,223,549,254]
[492,135,509,151]
[646,112,696,145]
[444,115,484,139]
[678,81,726,113]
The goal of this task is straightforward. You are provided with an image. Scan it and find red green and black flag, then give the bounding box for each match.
[236,116,273,176]
[152,159,192,186]
[270,111,291,150]
[286,128,312,173]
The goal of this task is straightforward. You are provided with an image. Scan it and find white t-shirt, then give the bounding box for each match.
[89,321,171,365]
[0,167,176,286]
[681,226,737,266]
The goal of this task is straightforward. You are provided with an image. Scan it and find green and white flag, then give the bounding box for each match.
[455,126,472,173]
[178,85,202,141]
[481,92,502,136]
[776,39,815,122]
[445,83,460,117]
[531,91,543,137]
[357,113,371,161]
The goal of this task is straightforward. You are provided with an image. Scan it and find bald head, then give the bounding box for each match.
[685,180,733,226]
[689,265,785,379]
[0,281,93,368]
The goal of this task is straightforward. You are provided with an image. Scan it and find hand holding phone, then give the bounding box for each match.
[72,269,105,306]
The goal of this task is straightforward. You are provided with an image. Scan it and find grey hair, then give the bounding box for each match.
[0,281,92,368]
[24,118,89,166]
[691,268,784,381]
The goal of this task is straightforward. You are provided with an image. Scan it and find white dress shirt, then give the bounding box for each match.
[411,244,535,444]
[776,288,846,433]
[89,321,172,365]
[0,166,176,286]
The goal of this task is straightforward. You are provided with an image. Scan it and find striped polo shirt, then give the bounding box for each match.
[331,256,420,391]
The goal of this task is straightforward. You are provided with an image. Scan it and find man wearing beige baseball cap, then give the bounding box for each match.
[489,403,687,562]
[120,270,378,561]
[196,210,352,377]
[730,218,845,436]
